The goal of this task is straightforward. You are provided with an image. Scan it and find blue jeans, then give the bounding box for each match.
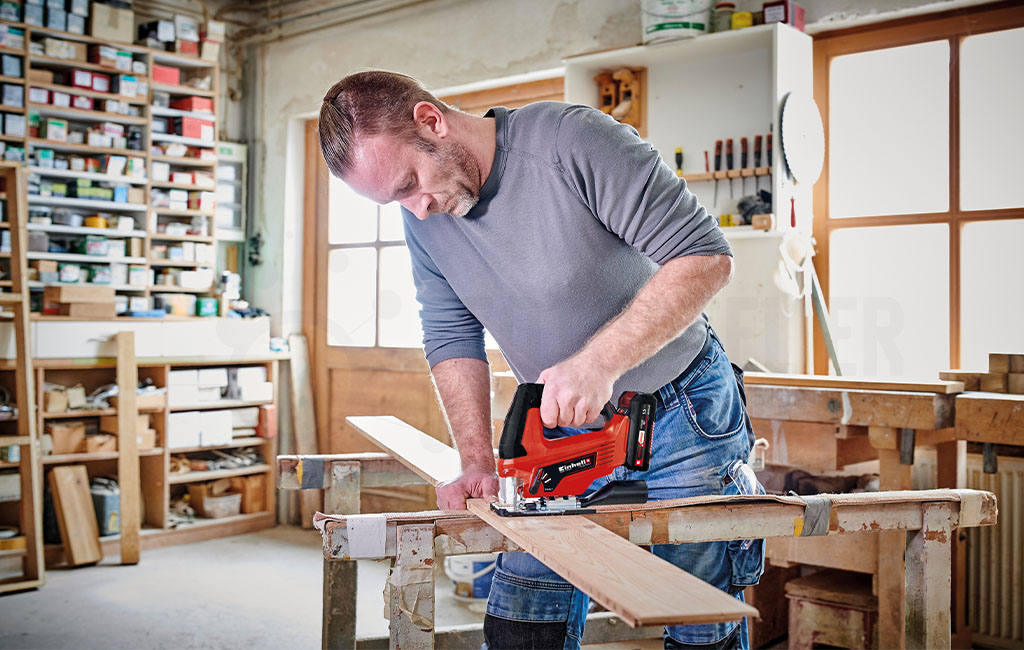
[484,334,765,650]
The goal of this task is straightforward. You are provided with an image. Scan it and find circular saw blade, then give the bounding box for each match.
[780,91,825,185]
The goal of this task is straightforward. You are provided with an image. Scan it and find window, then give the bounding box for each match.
[813,5,1024,375]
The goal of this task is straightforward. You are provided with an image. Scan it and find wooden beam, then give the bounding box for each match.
[466,499,757,627]
[744,385,956,430]
[744,373,964,394]
[289,333,322,527]
[48,465,102,566]
[954,393,1024,444]
[116,332,140,565]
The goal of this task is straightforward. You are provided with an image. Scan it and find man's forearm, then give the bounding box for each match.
[580,254,733,378]
[431,357,495,473]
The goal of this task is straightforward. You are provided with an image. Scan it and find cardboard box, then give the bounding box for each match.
[46,8,67,32]
[196,386,221,402]
[167,411,200,449]
[42,387,68,413]
[90,4,133,44]
[169,96,213,113]
[109,391,166,411]
[174,14,199,41]
[70,69,92,89]
[168,384,200,406]
[27,87,49,104]
[188,483,241,518]
[197,367,228,387]
[199,409,232,446]
[85,433,117,453]
[169,369,198,385]
[72,95,93,111]
[241,382,273,403]
[67,13,85,35]
[46,421,85,454]
[231,407,260,429]
[43,284,115,303]
[136,428,156,451]
[51,91,70,107]
[200,40,220,63]
[28,68,54,84]
[57,302,117,318]
[2,83,22,107]
[174,39,198,56]
[90,72,110,93]
[89,45,119,69]
[175,117,214,142]
[99,413,149,435]
[229,474,266,514]
[152,64,180,86]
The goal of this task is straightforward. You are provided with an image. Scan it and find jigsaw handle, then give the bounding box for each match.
[498,383,543,460]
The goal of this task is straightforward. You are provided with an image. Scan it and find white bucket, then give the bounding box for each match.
[642,0,713,44]
[443,553,497,601]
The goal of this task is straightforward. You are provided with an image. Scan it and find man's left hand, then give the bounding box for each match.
[536,355,616,428]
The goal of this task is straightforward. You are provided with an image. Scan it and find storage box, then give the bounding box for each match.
[109,391,166,411]
[241,382,274,403]
[39,117,67,141]
[196,386,221,402]
[231,407,260,429]
[57,302,117,318]
[200,40,220,63]
[136,428,156,452]
[169,369,199,385]
[70,69,91,89]
[47,421,85,454]
[90,72,110,93]
[167,411,200,449]
[174,14,199,41]
[137,20,174,43]
[187,483,241,518]
[2,53,20,77]
[151,64,180,86]
[51,91,70,107]
[4,113,24,137]
[67,13,85,35]
[169,96,213,113]
[28,68,54,84]
[229,474,266,514]
[90,3,133,44]
[43,387,68,413]
[73,95,94,111]
[43,284,114,303]
[85,433,117,453]
[197,367,228,388]
[2,83,22,107]
[27,87,49,104]
[168,384,200,406]
[200,409,232,446]
[46,8,67,31]
[98,413,150,435]
[174,39,198,56]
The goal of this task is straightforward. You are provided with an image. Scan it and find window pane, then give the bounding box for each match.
[961,27,1024,211]
[379,202,406,241]
[829,224,948,376]
[329,176,378,244]
[378,247,422,348]
[961,220,1024,369]
[327,248,376,346]
[829,41,949,218]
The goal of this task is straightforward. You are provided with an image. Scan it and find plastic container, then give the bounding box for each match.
[188,484,241,518]
[711,2,736,32]
[444,553,497,601]
[642,0,712,44]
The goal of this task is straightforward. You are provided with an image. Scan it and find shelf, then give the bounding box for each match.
[150,105,216,122]
[25,24,150,53]
[28,281,147,292]
[27,167,148,185]
[150,181,216,192]
[148,285,209,294]
[42,448,164,465]
[30,82,147,105]
[28,196,148,211]
[151,208,213,218]
[682,167,772,184]
[169,399,273,412]
[151,83,215,98]
[28,55,132,76]
[43,408,115,419]
[0,74,23,84]
[27,137,144,157]
[149,259,213,268]
[0,460,18,469]
[27,223,147,238]
[149,233,213,243]
[27,103,147,125]
[150,154,215,168]
[0,133,23,143]
[167,463,271,484]
[151,133,214,148]
[168,438,270,454]
[151,51,217,69]
[26,252,147,264]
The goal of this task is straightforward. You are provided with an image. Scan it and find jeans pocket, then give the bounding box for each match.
[724,459,766,590]
[486,567,576,622]
[680,349,747,441]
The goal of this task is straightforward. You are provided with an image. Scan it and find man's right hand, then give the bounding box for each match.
[435,470,499,510]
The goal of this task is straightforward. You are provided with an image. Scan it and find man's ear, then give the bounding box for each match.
[412,101,448,139]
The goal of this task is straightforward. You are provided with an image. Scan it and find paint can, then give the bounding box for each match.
[642,0,713,44]
[443,553,497,602]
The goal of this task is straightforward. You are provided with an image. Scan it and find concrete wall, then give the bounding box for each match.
[246,0,985,339]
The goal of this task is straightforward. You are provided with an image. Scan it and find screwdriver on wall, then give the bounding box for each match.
[713,139,722,207]
[766,133,773,190]
[726,138,735,199]
[754,135,763,191]
[740,137,749,195]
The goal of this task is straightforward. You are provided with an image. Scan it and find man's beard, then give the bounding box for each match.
[426,139,480,218]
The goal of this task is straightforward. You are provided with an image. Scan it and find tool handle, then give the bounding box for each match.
[725,138,734,170]
[740,137,748,168]
[754,135,762,167]
[714,140,722,171]
[766,133,772,162]
[498,383,544,460]
[704,150,710,173]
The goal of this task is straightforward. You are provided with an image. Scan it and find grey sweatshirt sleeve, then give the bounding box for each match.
[555,105,732,264]
[403,216,488,368]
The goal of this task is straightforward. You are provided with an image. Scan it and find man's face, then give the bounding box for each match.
[342,131,481,220]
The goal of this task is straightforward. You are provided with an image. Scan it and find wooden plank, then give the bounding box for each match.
[115,331,140,564]
[750,419,874,470]
[466,499,757,628]
[289,333,322,527]
[745,385,956,430]
[744,372,964,394]
[47,465,102,566]
[955,393,1024,444]
[347,416,460,486]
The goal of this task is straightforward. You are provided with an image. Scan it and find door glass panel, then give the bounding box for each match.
[378,246,422,348]
[379,202,406,241]
[327,248,376,346]
[829,41,949,218]
[961,27,1024,211]
[329,176,378,244]
[829,224,949,376]
[961,220,1024,369]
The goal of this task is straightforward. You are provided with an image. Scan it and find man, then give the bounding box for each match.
[319,70,764,650]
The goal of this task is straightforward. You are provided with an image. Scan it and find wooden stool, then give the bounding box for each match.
[786,569,878,649]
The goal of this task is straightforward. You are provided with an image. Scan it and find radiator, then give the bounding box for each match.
[913,450,1023,648]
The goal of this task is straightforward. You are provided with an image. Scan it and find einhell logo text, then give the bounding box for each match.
[559,457,592,474]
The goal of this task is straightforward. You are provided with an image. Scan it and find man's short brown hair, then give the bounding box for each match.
[319,70,449,178]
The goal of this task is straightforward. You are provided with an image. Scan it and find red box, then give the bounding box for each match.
[72,95,94,110]
[91,73,111,93]
[169,96,213,113]
[174,39,199,56]
[152,64,180,86]
[762,0,804,31]
[175,116,214,140]
[71,69,92,89]
[256,405,277,439]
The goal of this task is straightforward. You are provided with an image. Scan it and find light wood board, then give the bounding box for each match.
[347,416,460,485]
[467,499,757,627]
[744,372,965,394]
[48,465,102,566]
[116,331,140,564]
[289,333,322,527]
[955,393,1024,444]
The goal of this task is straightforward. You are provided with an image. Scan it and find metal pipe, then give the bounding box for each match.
[232,0,430,44]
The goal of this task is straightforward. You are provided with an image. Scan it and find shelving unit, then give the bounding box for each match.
[0,17,221,316]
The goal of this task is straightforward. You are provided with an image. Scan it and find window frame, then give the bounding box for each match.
[812,1,1024,373]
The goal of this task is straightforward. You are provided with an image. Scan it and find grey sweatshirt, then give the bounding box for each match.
[403,102,732,401]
